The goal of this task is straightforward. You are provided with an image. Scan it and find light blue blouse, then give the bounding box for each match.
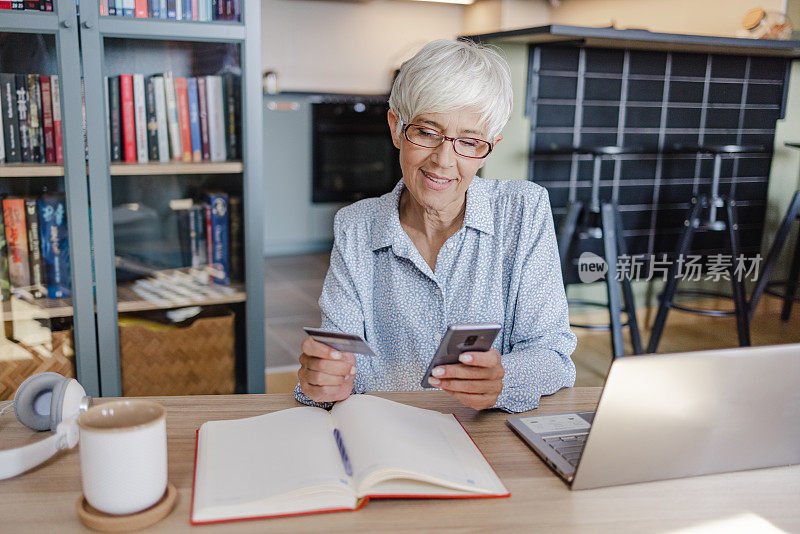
[294,177,577,412]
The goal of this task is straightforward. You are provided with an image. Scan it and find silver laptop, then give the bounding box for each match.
[507,343,800,490]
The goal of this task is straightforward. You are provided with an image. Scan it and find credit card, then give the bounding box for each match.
[303,327,377,357]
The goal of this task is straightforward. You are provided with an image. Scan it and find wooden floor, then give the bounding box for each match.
[266,295,800,393]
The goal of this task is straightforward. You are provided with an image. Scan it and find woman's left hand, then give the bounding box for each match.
[428,349,504,410]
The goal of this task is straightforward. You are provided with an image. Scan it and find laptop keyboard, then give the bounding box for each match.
[543,433,589,467]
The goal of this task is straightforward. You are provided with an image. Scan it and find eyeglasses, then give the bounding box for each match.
[402,123,493,159]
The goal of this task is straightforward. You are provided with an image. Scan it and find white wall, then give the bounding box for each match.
[261,0,464,94]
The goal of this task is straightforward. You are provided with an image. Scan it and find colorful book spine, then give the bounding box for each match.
[187,78,202,163]
[133,73,149,163]
[207,193,230,284]
[108,76,122,162]
[228,195,242,283]
[134,0,146,17]
[158,0,166,18]
[3,198,30,290]
[197,76,210,161]
[190,204,207,267]
[163,72,182,161]
[205,75,226,162]
[108,0,116,15]
[38,196,71,298]
[24,199,45,299]
[150,0,159,18]
[166,0,175,18]
[51,75,63,163]
[120,74,137,163]
[0,204,11,306]
[122,0,134,16]
[204,203,212,273]
[145,77,160,162]
[175,77,192,163]
[183,0,191,21]
[40,76,55,163]
[26,75,42,163]
[15,74,31,162]
[224,74,240,161]
[175,0,181,19]
[152,76,170,163]
[1,74,20,163]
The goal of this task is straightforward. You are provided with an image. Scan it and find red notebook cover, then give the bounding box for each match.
[120,74,137,163]
[3,198,30,289]
[134,0,146,17]
[39,76,55,164]
[189,415,510,526]
[0,1,13,9]
[175,77,192,163]
[51,75,63,164]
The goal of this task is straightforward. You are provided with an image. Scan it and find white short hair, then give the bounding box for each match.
[389,39,513,141]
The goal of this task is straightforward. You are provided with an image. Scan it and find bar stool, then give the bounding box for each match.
[647,144,767,353]
[748,143,800,320]
[540,145,643,359]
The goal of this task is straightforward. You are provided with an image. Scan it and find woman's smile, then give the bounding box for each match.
[421,169,457,190]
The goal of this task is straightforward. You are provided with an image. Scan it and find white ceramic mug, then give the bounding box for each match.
[77,400,167,515]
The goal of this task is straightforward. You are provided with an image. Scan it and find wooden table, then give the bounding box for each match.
[2,388,798,532]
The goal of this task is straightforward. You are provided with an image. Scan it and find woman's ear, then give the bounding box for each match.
[493,134,503,147]
[387,109,401,149]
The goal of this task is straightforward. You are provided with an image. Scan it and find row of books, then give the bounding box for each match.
[106,72,240,164]
[1,74,64,165]
[0,195,70,301]
[170,192,242,285]
[99,0,240,20]
[0,0,52,11]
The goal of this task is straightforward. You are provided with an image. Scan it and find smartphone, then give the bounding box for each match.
[420,323,501,388]
[303,327,377,357]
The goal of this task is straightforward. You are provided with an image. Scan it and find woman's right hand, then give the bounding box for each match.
[298,337,356,403]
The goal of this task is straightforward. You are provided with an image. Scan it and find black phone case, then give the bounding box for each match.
[420,325,501,388]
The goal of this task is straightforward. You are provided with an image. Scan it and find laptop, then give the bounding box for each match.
[507,343,800,490]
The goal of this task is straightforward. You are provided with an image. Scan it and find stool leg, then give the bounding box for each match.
[781,227,800,321]
[614,206,643,354]
[558,201,584,285]
[749,191,800,320]
[647,196,706,353]
[601,203,625,358]
[725,198,751,346]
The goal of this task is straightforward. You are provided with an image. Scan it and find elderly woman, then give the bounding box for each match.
[295,39,576,413]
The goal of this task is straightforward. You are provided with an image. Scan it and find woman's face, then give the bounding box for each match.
[388,109,500,215]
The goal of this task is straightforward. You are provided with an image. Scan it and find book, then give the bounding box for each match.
[38,195,71,298]
[0,204,11,305]
[51,75,63,163]
[223,74,239,160]
[204,203,212,274]
[26,74,42,163]
[206,192,229,284]
[190,204,207,267]
[40,75,55,163]
[205,75,226,162]
[0,99,4,163]
[190,395,509,524]
[228,195,242,282]
[163,72,182,161]
[3,198,31,290]
[152,76,170,163]
[166,0,175,18]
[120,74,137,163]
[175,0,181,19]
[158,0,166,18]
[172,203,192,267]
[196,76,210,161]
[108,76,122,162]
[175,77,192,163]
[24,199,45,299]
[134,0,146,17]
[15,74,31,162]
[122,0,134,16]
[186,78,202,163]
[108,0,116,15]
[144,77,160,162]
[133,74,149,163]
[1,74,20,162]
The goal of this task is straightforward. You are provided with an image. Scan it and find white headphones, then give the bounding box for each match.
[0,372,91,480]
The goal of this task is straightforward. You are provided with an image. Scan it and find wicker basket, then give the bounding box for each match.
[119,313,235,396]
[0,330,75,401]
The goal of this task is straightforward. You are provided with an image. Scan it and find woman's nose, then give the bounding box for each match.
[431,139,457,167]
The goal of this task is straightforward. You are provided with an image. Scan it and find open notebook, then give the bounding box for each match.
[191,395,509,524]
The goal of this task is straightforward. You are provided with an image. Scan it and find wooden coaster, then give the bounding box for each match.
[76,482,177,532]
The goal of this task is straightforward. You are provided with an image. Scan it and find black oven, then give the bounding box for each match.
[312,96,402,203]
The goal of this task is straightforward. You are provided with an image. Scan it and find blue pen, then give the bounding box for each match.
[333,428,353,477]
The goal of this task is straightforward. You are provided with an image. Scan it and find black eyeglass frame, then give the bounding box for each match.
[402,123,493,159]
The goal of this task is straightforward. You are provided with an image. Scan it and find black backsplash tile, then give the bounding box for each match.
[667,106,702,129]
[585,48,625,73]
[746,83,784,106]
[669,81,705,102]
[629,50,667,75]
[748,57,788,80]
[621,158,658,180]
[742,108,782,130]
[539,46,580,71]
[625,105,662,128]
[628,79,665,102]
[708,83,743,104]
[710,55,748,79]
[536,104,576,127]
[532,159,572,181]
[537,75,578,99]
[671,53,708,77]
[582,105,620,128]
[583,77,622,101]
[705,108,741,130]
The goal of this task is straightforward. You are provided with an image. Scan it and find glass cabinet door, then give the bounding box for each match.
[0,5,99,400]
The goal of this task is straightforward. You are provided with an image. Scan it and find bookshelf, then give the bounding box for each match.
[0,5,100,397]
[78,0,264,396]
[0,0,263,398]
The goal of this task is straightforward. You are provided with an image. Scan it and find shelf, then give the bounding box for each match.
[2,294,74,321]
[109,161,243,175]
[97,16,245,42]
[117,283,246,312]
[0,164,65,177]
[0,11,60,33]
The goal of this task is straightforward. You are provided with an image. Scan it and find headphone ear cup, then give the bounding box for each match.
[13,373,67,432]
[50,378,86,430]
